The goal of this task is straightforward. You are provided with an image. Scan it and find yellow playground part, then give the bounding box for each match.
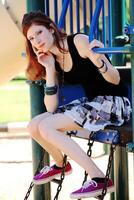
[0,1,27,85]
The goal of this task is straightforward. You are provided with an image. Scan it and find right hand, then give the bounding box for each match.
[33,47,55,70]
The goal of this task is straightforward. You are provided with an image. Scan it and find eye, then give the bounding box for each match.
[29,37,34,41]
[37,30,42,35]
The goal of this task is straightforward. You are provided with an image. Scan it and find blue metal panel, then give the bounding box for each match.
[91,130,120,145]
[59,84,86,106]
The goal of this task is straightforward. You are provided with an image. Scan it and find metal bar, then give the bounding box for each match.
[83,0,87,34]
[76,0,80,32]
[45,0,49,16]
[108,0,112,47]
[89,0,103,41]
[102,0,106,45]
[89,0,93,24]
[54,0,58,24]
[69,0,73,33]
[62,0,66,30]
[112,1,129,200]
[58,0,70,28]
[26,1,51,200]
[95,0,99,39]
[93,46,134,54]
[129,0,134,172]
[122,0,127,26]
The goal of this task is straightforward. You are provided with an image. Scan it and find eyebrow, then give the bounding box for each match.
[28,29,42,40]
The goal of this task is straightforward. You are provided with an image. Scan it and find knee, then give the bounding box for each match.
[38,120,53,141]
[27,117,40,139]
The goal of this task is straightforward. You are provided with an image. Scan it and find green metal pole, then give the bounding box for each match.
[112,1,129,200]
[26,1,51,200]
[130,0,134,182]
[112,0,126,66]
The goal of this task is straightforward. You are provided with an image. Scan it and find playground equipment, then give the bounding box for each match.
[0,0,27,85]
[24,0,134,200]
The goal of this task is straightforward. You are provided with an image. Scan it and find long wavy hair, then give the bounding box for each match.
[22,11,67,80]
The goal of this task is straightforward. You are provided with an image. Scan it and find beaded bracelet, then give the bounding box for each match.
[44,85,58,95]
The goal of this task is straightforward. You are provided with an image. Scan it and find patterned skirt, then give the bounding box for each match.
[56,96,132,132]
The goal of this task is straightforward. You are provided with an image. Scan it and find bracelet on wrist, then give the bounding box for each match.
[44,85,58,95]
[97,60,105,69]
[98,62,108,74]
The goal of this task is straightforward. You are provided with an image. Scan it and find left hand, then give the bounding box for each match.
[88,39,104,67]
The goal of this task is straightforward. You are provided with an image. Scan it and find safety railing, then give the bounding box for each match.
[44,0,134,55]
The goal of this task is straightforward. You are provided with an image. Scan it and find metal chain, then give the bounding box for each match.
[24,182,34,200]
[54,154,68,200]
[98,144,116,200]
[54,131,71,200]
[82,132,116,200]
[82,131,95,185]
[24,150,45,200]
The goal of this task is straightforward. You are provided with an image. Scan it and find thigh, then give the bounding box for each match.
[28,112,53,129]
[32,112,52,122]
[40,113,83,132]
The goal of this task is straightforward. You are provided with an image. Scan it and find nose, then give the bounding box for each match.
[34,37,41,45]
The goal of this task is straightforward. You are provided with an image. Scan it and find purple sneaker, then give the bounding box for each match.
[33,162,72,185]
[70,179,115,199]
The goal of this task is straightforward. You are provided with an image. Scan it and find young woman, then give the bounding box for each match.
[22,11,131,199]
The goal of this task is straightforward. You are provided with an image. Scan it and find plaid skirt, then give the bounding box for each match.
[56,96,132,131]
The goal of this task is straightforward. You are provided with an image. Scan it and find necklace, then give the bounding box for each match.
[60,41,65,103]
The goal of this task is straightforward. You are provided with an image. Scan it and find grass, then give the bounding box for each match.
[0,80,31,123]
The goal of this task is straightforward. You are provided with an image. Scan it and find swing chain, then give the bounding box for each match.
[100,144,116,200]
[24,150,45,200]
[82,131,95,185]
[54,131,72,200]
[54,154,68,200]
[96,143,116,200]
[24,182,34,200]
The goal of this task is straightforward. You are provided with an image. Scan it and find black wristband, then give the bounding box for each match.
[44,85,58,95]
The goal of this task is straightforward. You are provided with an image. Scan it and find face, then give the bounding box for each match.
[27,24,54,53]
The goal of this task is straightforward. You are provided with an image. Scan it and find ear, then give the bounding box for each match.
[49,28,54,34]
[49,23,55,34]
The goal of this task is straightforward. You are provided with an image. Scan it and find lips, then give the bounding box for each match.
[38,43,45,49]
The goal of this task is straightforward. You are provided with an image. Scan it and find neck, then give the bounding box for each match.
[49,38,68,59]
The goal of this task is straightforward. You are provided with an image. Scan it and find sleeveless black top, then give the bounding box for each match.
[56,34,128,100]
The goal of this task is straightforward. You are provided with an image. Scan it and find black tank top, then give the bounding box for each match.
[56,33,128,100]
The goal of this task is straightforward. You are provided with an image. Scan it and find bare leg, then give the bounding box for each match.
[38,113,105,179]
[27,112,64,167]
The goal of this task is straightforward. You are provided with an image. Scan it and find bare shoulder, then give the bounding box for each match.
[73,34,89,58]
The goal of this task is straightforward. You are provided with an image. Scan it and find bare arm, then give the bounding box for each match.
[35,50,59,112]
[74,34,120,85]
[44,68,59,113]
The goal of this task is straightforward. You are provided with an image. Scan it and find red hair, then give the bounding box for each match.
[22,11,67,80]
